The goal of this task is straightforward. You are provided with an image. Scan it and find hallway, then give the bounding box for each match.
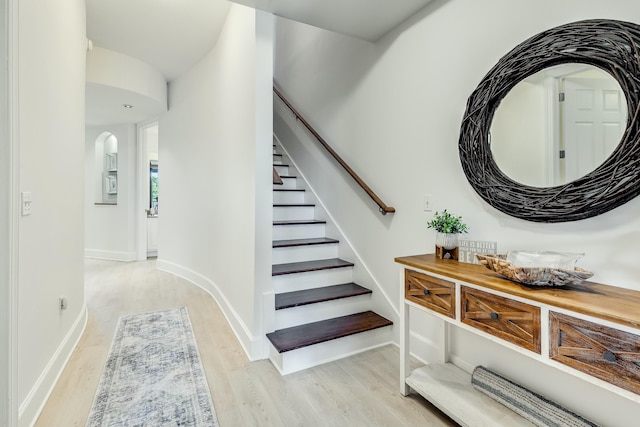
[35,259,453,426]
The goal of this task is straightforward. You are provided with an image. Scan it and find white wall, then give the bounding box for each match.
[85,124,138,261]
[17,0,87,425]
[0,0,13,424]
[273,1,640,424]
[157,4,273,360]
[86,46,167,107]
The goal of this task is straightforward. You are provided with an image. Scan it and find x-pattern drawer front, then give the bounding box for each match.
[405,270,455,318]
[461,286,541,353]
[550,311,640,394]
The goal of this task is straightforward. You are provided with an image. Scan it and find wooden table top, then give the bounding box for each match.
[395,254,640,331]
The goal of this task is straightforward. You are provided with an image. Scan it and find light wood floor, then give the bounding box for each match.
[35,259,455,426]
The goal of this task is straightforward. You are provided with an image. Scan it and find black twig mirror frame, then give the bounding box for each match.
[459,19,640,223]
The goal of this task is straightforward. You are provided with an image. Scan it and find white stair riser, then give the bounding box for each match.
[272,243,338,264]
[274,294,371,330]
[273,155,283,165]
[269,326,393,375]
[273,223,326,240]
[273,205,315,221]
[272,267,353,294]
[279,177,298,189]
[274,164,289,175]
[273,190,305,204]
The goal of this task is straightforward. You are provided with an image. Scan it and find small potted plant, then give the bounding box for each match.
[427,210,468,259]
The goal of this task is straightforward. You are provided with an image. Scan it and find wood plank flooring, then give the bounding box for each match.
[34,259,455,427]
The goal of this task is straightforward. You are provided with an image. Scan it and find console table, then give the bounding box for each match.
[395,254,640,426]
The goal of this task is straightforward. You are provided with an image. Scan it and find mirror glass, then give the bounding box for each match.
[490,64,627,187]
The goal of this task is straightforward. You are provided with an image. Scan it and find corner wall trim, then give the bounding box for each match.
[155,259,263,361]
[18,305,88,427]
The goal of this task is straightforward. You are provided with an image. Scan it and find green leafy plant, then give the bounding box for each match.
[427,210,468,234]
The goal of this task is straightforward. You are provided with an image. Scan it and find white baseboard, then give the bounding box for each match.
[391,332,475,374]
[19,306,88,427]
[408,331,439,365]
[84,249,136,262]
[155,259,263,361]
[449,353,475,374]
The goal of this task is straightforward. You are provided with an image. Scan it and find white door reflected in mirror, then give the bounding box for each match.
[490,64,627,187]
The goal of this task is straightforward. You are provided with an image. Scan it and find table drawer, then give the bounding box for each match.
[405,270,455,319]
[461,286,541,353]
[550,311,640,395]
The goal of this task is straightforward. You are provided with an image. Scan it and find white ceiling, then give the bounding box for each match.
[85,0,433,125]
[85,83,165,127]
[86,0,231,82]
[231,0,434,42]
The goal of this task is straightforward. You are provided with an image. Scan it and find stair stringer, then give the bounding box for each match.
[272,133,400,339]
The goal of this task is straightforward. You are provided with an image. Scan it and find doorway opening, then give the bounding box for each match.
[137,122,159,260]
[147,159,159,258]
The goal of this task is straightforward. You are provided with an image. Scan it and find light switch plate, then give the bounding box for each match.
[423,194,433,212]
[21,191,32,216]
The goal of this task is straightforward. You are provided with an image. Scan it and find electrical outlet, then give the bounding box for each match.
[423,194,433,212]
[21,191,32,216]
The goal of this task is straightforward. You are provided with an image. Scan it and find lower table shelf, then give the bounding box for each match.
[405,363,534,427]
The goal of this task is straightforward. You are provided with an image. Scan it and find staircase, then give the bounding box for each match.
[267,141,393,375]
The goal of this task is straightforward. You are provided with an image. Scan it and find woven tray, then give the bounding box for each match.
[476,254,593,287]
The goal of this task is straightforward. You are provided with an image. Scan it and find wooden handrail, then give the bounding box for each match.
[273,86,395,215]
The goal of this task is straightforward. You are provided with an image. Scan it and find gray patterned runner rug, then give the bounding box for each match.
[86,307,219,426]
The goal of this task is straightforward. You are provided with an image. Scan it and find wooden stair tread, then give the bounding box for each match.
[266,311,392,353]
[275,283,371,310]
[273,188,305,192]
[273,163,289,167]
[273,237,339,248]
[273,220,326,226]
[272,258,354,276]
[279,175,297,179]
[273,203,315,207]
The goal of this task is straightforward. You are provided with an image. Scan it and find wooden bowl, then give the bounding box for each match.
[475,254,593,287]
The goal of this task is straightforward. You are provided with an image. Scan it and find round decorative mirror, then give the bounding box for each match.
[459,19,640,222]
